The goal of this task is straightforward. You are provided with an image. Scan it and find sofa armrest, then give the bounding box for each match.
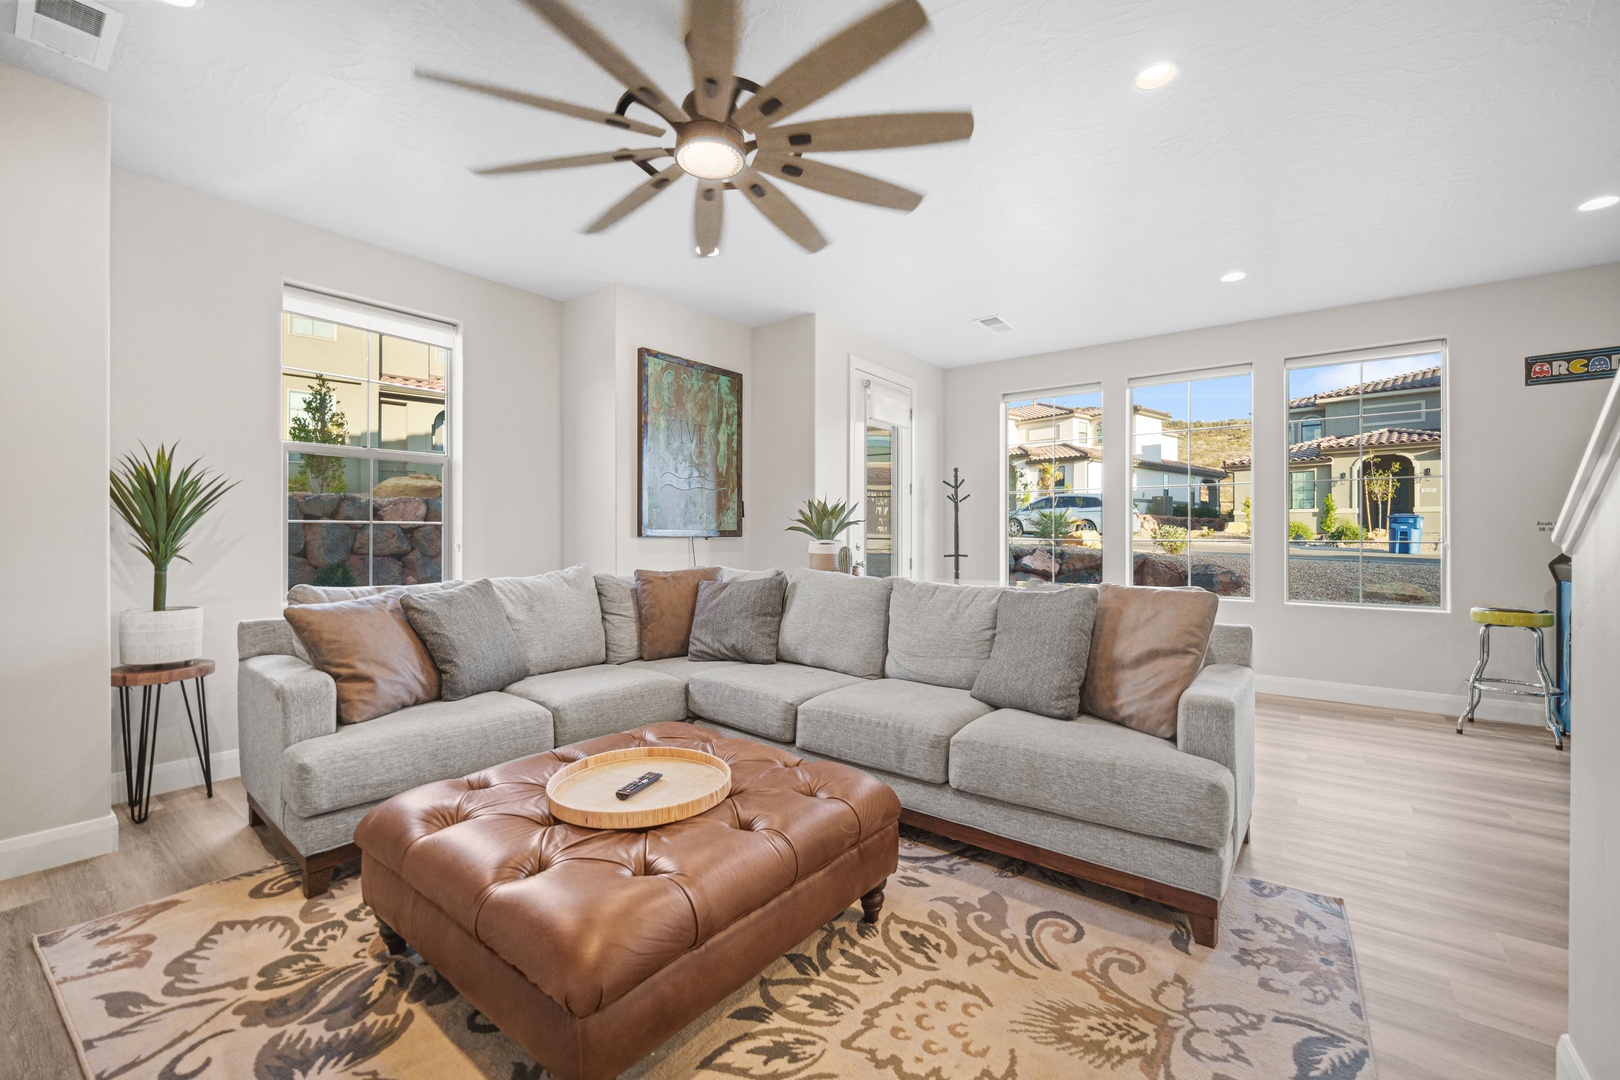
[239,617,303,660]
[238,654,337,823]
[1176,663,1255,850]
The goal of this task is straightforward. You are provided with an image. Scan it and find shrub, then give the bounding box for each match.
[1288,520,1315,541]
[313,563,357,587]
[1192,504,1220,519]
[1155,523,1188,554]
[1319,492,1338,533]
[1033,509,1076,539]
[1328,520,1366,542]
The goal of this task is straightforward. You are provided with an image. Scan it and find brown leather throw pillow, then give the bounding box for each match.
[283,592,441,724]
[1080,583,1219,739]
[633,566,721,661]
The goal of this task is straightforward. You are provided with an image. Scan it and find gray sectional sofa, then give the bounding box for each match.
[238,565,1253,945]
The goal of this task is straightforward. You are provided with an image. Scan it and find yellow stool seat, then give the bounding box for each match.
[1470,607,1554,628]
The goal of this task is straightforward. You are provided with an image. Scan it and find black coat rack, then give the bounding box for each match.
[943,468,969,580]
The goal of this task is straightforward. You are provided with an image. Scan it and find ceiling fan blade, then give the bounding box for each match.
[474,147,669,176]
[734,168,827,252]
[415,69,665,137]
[694,179,725,256]
[685,0,740,123]
[755,111,973,153]
[752,152,922,211]
[584,164,685,234]
[731,0,928,132]
[522,0,689,126]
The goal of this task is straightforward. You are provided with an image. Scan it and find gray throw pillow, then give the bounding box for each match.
[688,572,787,664]
[971,585,1098,719]
[401,579,528,700]
[489,564,607,675]
[595,573,640,663]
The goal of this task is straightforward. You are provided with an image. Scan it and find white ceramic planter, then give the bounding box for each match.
[808,539,842,572]
[119,607,204,667]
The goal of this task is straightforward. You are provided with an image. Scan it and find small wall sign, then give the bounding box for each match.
[1525,347,1617,386]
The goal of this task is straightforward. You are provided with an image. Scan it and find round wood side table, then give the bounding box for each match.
[111,659,216,823]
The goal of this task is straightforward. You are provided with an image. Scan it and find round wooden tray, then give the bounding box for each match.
[547,747,732,830]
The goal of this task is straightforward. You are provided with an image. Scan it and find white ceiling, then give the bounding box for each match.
[3,0,1617,366]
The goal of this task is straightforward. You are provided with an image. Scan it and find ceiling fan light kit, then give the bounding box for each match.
[419,0,973,256]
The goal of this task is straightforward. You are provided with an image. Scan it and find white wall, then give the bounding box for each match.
[1553,379,1620,1080]
[0,64,115,877]
[109,170,563,782]
[945,263,1620,717]
[750,315,819,572]
[813,316,947,581]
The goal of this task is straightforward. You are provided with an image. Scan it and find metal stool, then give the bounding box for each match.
[1457,607,1564,750]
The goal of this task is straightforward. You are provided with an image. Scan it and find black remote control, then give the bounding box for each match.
[616,771,663,801]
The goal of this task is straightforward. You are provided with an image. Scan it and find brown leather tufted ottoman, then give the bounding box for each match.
[354,722,900,1080]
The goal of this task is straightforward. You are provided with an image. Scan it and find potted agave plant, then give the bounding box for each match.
[110,444,237,667]
[786,497,862,572]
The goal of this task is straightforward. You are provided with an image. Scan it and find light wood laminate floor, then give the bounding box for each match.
[1,698,1569,1079]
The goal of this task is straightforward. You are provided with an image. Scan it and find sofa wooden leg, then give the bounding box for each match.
[377,919,409,956]
[860,883,886,924]
[248,802,263,827]
[301,865,334,899]
[1188,909,1219,948]
[1242,825,1251,846]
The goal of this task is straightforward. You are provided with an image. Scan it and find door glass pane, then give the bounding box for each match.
[864,425,894,578]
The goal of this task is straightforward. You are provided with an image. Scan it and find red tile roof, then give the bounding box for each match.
[1223,426,1441,470]
[379,373,446,393]
[1288,366,1440,408]
[1011,442,1226,478]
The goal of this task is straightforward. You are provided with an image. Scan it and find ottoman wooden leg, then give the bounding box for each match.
[860,882,886,924]
[377,919,409,956]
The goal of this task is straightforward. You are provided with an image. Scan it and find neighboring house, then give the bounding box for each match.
[1225,366,1442,535]
[1007,403,1225,511]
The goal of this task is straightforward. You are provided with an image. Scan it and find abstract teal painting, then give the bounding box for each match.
[638,348,742,537]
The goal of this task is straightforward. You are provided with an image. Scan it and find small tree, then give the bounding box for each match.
[289,374,350,494]
[1319,491,1338,533]
[1035,461,1058,495]
[1242,495,1252,529]
[1363,466,1396,531]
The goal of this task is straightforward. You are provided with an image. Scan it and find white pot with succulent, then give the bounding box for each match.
[111,444,237,667]
[786,497,862,573]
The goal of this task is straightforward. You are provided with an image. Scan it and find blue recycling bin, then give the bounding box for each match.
[1388,513,1422,554]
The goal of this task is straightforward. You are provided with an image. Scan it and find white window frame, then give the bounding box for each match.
[281,285,462,583]
[1000,381,1103,587]
[1282,338,1448,612]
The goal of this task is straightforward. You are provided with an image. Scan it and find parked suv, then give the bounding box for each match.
[1010,493,1108,536]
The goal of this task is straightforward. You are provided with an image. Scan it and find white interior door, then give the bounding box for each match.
[854,374,912,578]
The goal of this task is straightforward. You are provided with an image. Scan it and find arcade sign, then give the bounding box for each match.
[1525,347,1618,386]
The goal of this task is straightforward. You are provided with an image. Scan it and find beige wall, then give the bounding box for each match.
[945,262,1620,718]
[0,64,114,875]
[750,315,820,572]
[109,170,564,784]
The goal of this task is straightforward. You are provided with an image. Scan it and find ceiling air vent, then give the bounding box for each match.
[974,315,1014,333]
[14,0,123,71]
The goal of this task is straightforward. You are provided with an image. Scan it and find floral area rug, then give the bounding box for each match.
[36,829,1375,1079]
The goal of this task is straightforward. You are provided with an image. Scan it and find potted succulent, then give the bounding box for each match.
[110,444,237,667]
[786,497,862,572]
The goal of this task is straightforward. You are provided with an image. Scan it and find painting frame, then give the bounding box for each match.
[637,347,744,538]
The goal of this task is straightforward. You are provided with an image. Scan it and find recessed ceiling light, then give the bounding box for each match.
[1220,271,1246,283]
[1134,62,1178,91]
[1577,195,1619,212]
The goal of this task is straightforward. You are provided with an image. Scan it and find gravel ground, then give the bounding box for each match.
[1287,553,1443,605]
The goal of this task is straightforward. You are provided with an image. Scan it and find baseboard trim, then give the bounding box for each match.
[0,811,118,881]
[1255,674,1549,726]
[109,749,240,805]
[1557,1034,1592,1080]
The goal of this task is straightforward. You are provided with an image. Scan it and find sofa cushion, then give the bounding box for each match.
[281,691,554,818]
[971,585,1097,719]
[283,593,440,725]
[503,665,687,745]
[796,679,992,783]
[491,564,607,676]
[401,579,528,701]
[777,569,893,679]
[634,567,722,660]
[1082,584,1219,738]
[948,709,1235,848]
[688,662,863,741]
[286,581,457,605]
[626,655,742,689]
[689,572,787,664]
[884,579,1001,690]
[595,573,640,663]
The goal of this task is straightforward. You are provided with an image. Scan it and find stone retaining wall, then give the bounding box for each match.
[287,493,443,588]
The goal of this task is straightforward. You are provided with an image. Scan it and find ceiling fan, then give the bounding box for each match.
[418,0,973,255]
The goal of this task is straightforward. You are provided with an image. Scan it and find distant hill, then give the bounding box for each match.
[1162,419,1252,472]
